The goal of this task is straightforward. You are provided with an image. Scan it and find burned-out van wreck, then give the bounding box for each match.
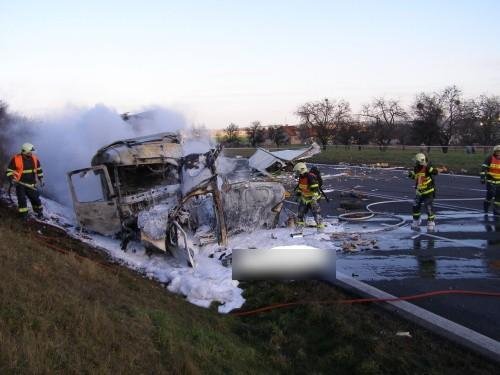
[67,132,285,267]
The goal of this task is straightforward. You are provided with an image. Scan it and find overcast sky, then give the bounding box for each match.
[1,0,499,128]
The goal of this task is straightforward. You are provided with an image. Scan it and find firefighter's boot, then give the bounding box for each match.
[316,222,326,230]
[411,219,421,230]
[427,221,436,232]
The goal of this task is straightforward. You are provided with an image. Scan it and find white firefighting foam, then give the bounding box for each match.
[39,195,244,313]
[33,195,343,314]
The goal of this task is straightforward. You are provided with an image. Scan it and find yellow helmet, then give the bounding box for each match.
[414,153,427,166]
[293,162,308,175]
[21,143,35,154]
[493,145,500,153]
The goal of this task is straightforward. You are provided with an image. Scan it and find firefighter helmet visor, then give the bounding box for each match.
[21,143,35,154]
[414,153,427,166]
[293,162,308,175]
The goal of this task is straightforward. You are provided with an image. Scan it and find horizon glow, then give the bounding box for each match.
[1,0,499,128]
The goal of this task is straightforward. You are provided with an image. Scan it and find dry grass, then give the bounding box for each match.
[0,202,264,374]
[0,201,497,374]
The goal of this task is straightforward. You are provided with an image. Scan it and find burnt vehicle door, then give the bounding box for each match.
[222,181,284,231]
[67,166,121,235]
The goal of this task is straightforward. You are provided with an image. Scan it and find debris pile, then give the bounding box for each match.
[330,233,378,253]
[248,142,321,176]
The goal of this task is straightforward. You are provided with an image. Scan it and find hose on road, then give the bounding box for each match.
[232,289,500,317]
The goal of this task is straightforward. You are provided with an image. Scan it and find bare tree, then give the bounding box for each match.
[456,99,481,145]
[412,86,465,152]
[394,121,413,149]
[267,125,288,148]
[224,123,239,145]
[297,123,311,143]
[412,93,442,147]
[296,98,351,150]
[336,121,357,147]
[351,121,371,147]
[246,121,265,147]
[362,98,408,150]
[476,95,500,145]
[436,86,463,152]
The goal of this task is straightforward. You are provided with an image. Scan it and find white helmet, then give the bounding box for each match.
[293,162,308,175]
[21,143,35,154]
[414,153,427,166]
[493,145,500,153]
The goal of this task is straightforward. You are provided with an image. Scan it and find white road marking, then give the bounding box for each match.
[332,187,484,212]
[418,232,485,250]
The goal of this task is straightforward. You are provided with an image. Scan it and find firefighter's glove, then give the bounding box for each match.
[39,179,45,187]
[408,171,415,179]
[480,178,485,185]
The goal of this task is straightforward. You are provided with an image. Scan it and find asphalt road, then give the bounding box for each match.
[309,164,500,341]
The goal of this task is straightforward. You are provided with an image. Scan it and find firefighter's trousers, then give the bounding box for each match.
[297,199,322,225]
[413,193,435,222]
[484,181,500,215]
[16,184,43,217]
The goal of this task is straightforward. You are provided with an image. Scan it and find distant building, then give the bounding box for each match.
[264,124,317,145]
[215,124,320,146]
[281,125,301,144]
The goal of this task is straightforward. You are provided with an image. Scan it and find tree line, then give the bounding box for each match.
[222,86,500,152]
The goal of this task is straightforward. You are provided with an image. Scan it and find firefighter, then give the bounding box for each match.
[408,153,438,231]
[480,145,500,216]
[5,143,44,219]
[293,162,324,228]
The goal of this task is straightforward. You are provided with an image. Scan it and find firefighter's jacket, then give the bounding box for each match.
[296,172,320,203]
[481,155,500,184]
[408,164,438,196]
[6,154,43,186]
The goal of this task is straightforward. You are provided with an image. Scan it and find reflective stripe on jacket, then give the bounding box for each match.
[410,165,437,195]
[6,154,41,182]
[297,172,320,200]
[485,155,500,181]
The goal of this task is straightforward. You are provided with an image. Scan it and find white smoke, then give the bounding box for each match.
[215,156,237,176]
[180,125,215,156]
[180,126,239,181]
[13,104,187,206]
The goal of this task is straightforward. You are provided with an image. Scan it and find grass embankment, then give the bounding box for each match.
[224,146,488,175]
[0,202,262,374]
[0,201,497,374]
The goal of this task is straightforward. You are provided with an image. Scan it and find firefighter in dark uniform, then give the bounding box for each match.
[408,152,438,231]
[6,143,44,219]
[293,162,324,228]
[480,145,500,216]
